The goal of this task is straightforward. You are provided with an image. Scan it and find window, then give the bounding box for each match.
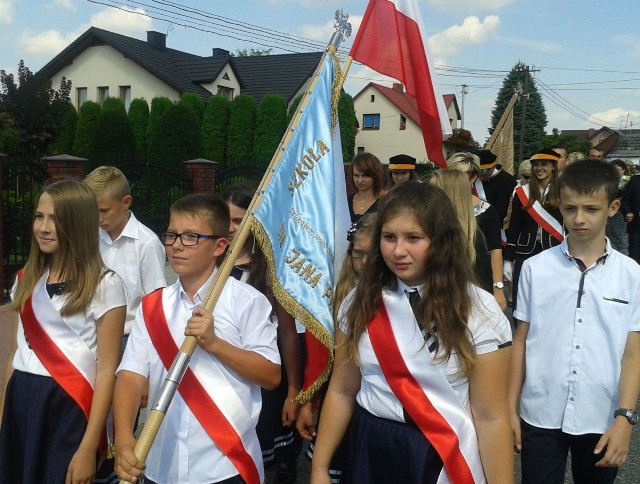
[217,85,234,100]
[76,87,87,109]
[400,115,406,130]
[370,94,375,102]
[119,86,131,111]
[362,114,380,130]
[97,86,109,105]
[357,147,365,153]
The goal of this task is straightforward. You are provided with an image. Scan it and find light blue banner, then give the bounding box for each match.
[252,53,350,343]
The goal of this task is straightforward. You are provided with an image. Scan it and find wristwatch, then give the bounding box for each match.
[613,408,639,425]
[493,281,504,289]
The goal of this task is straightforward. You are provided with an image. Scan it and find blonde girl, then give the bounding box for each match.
[0,179,126,483]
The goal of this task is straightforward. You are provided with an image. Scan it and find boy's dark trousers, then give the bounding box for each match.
[520,419,618,484]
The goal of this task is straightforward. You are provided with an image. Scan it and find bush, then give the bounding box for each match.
[226,94,256,166]
[253,94,287,166]
[147,103,202,175]
[88,97,136,169]
[50,103,77,155]
[146,96,173,157]
[72,101,101,158]
[179,93,205,127]
[128,98,149,163]
[202,95,231,167]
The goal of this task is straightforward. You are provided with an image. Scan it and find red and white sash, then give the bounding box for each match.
[20,273,95,418]
[514,184,564,242]
[142,290,262,484]
[367,290,485,484]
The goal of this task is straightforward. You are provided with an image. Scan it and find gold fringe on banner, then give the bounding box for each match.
[251,223,335,404]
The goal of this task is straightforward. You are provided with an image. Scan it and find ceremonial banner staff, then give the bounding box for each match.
[120,12,352,482]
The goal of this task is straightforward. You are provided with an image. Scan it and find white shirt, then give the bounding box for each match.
[12,270,127,376]
[514,237,640,434]
[339,282,511,421]
[118,271,279,483]
[99,211,166,334]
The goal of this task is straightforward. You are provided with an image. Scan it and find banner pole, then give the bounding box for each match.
[120,12,353,482]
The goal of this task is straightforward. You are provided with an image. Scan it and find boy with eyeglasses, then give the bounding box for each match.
[113,193,281,484]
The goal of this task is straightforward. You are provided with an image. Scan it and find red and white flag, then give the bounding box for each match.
[350,0,452,168]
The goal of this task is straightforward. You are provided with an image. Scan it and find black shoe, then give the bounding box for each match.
[275,455,297,484]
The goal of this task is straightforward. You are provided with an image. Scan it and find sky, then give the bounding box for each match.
[1,0,640,144]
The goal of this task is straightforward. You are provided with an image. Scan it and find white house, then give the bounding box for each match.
[353,82,460,164]
[40,27,322,111]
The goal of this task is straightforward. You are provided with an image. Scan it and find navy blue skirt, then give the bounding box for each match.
[0,370,89,483]
[343,405,444,484]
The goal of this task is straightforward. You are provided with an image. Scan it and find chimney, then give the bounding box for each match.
[212,48,229,58]
[392,83,404,93]
[588,128,595,138]
[147,31,166,49]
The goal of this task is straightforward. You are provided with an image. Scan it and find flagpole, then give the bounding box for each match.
[120,11,353,482]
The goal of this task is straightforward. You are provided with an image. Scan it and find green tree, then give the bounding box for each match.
[226,94,256,165]
[128,98,149,162]
[0,105,19,155]
[147,96,173,157]
[148,103,202,174]
[287,95,302,123]
[0,60,72,160]
[179,93,205,127]
[539,128,591,155]
[202,95,231,167]
[50,103,77,155]
[233,48,273,57]
[88,97,136,169]
[490,61,547,161]
[72,100,101,158]
[338,91,357,163]
[253,94,287,165]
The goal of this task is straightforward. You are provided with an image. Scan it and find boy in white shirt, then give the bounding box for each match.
[83,166,166,343]
[510,159,640,483]
[113,193,281,483]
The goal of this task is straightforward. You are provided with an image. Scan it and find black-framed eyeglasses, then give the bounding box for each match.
[160,232,224,246]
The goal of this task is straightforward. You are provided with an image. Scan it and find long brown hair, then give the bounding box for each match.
[351,152,386,198]
[527,162,559,210]
[12,179,103,316]
[333,214,377,319]
[344,182,477,374]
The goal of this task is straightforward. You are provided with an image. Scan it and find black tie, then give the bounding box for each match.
[408,290,421,314]
[407,290,438,353]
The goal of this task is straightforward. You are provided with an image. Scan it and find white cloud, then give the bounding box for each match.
[425,0,518,11]
[589,108,640,127]
[502,36,568,54]
[0,0,15,25]
[53,0,76,12]
[297,14,362,44]
[20,30,79,56]
[88,6,152,35]
[428,16,500,64]
[613,34,640,59]
[19,6,153,57]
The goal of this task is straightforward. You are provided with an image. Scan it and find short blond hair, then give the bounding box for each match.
[83,166,131,200]
[446,152,481,179]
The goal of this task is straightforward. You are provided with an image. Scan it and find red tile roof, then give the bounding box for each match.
[355,82,456,127]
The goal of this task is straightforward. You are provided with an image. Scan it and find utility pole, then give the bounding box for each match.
[460,84,469,129]
[516,64,540,165]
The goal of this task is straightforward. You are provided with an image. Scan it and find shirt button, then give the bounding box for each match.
[578,319,582,323]
[570,397,574,401]
[575,345,580,349]
[572,370,577,374]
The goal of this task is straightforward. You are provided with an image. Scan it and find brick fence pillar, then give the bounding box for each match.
[0,153,5,299]
[184,159,218,194]
[41,154,88,181]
